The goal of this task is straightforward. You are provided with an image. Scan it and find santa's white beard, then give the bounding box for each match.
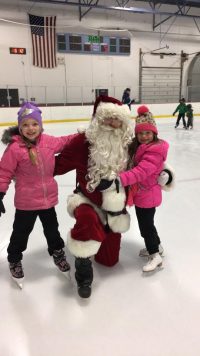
[85,121,131,192]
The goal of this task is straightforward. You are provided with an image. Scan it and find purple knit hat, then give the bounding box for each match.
[17,102,42,129]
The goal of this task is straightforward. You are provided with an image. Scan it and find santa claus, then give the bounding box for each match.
[54,95,134,298]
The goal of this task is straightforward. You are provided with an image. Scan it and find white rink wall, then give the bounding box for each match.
[0,102,199,126]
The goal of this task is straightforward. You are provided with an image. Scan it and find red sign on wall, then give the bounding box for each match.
[9,47,26,55]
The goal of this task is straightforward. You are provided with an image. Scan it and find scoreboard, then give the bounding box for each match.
[57,33,130,55]
[9,47,26,55]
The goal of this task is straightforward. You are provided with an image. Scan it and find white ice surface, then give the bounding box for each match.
[0,118,200,356]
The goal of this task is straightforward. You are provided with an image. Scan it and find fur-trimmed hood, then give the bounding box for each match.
[1,126,20,145]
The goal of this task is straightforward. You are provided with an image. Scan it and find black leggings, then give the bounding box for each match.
[7,207,64,263]
[135,206,160,255]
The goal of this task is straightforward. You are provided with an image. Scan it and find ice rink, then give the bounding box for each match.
[0,117,200,356]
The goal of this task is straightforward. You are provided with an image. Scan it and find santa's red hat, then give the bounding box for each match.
[93,95,131,124]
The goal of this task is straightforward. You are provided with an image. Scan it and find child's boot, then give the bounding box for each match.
[143,253,163,272]
[9,261,24,289]
[75,257,93,298]
[52,249,70,278]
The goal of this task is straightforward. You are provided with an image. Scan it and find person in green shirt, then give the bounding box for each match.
[173,98,187,129]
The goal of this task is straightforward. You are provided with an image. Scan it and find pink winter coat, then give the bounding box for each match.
[119,140,169,208]
[0,133,74,210]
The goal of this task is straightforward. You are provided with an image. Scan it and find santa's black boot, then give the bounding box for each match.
[75,257,93,298]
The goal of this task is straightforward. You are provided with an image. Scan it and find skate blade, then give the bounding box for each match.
[12,276,24,289]
[62,270,71,280]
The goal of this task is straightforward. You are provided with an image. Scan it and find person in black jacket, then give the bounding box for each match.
[122,88,134,110]
[186,104,193,129]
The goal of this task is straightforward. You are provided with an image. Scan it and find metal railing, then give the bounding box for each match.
[0,84,197,107]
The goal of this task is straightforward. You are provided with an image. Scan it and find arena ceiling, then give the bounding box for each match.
[4,1,200,14]
[23,0,200,11]
[3,0,200,25]
[20,0,200,24]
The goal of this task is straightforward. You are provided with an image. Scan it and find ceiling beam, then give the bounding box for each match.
[26,0,200,20]
[135,0,200,7]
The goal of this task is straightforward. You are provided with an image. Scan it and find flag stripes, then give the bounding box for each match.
[29,14,57,69]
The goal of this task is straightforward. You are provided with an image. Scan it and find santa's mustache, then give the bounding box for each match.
[99,123,122,133]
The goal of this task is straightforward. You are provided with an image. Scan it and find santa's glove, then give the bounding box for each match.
[0,193,6,217]
[96,178,121,193]
[158,169,173,187]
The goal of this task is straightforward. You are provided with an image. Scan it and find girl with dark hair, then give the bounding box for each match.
[118,105,170,272]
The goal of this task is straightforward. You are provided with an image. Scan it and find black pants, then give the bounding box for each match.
[187,117,193,128]
[7,207,65,263]
[135,206,160,255]
[176,113,186,128]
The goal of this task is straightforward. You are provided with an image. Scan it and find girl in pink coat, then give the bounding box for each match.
[0,102,72,288]
[118,105,170,272]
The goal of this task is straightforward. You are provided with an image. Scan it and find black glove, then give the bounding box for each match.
[96,179,114,191]
[163,169,173,185]
[96,178,120,193]
[0,192,6,217]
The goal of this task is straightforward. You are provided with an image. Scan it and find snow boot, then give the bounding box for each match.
[9,261,24,289]
[143,253,163,272]
[75,257,93,298]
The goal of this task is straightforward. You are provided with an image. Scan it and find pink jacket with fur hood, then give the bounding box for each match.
[0,132,74,210]
[119,139,169,208]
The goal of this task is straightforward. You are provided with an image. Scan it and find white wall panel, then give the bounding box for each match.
[0,3,200,103]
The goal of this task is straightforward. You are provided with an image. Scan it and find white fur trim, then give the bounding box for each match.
[95,102,131,124]
[67,193,91,217]
[102,187,126,212]
[67,191,130,233]
[67,193,106,223]
[162,162,175,192]
[77,125,86,133]
[107,213,130,233]
[67,232,101,258]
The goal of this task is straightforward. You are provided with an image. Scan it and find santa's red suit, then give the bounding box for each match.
[55,96,133,270]
[55,131,131,266]
[54,97,174,298]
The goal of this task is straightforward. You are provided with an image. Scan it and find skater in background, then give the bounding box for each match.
[122,88,135,110]
[0,102,71,288]
[173,98,187,129]
[186,104,193,129]
[97,105,172,272]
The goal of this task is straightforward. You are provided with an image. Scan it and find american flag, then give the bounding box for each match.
[29,14,57,68]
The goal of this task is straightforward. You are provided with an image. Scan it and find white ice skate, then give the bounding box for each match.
[143,253,163,272]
